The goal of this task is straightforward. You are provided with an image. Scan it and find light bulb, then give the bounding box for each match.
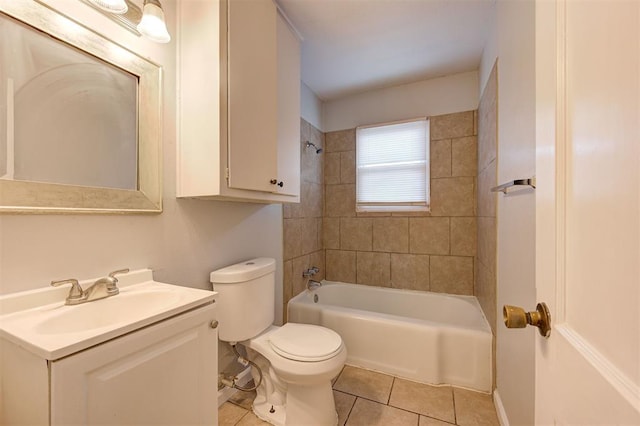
[137,0,171,44]
[88,0,128,15]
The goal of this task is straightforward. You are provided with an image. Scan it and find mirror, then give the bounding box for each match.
[0,0,162,213]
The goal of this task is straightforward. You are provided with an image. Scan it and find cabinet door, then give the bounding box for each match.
[276,12,301,197]
[227,0,278,193]
[50,305,217,426]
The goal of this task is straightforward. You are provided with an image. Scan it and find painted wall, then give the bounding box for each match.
[483,1,537,424]
[0,0,283,373]
[301,82,323,132]
[322,71,479,132]
[479,5,498,97]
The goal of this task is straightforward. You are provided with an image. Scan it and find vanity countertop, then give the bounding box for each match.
[0,269,216,360]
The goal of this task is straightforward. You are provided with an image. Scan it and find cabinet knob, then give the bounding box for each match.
[209,320,219,329]
[277,181,284,187]
[270,179,277,185]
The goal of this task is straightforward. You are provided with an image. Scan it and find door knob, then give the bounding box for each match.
[503,302,551,338]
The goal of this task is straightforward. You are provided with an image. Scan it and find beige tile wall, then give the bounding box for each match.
[282,119,325,322]
[476,63,498,334]
[323,111,478,295]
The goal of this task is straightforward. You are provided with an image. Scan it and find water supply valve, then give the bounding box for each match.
[219,374,237,388]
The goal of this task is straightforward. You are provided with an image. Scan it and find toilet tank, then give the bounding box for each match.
[210,258,276,342]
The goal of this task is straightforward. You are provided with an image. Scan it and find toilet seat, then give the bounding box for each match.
[268,323,343,362]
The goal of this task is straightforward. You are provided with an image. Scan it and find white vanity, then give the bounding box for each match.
[0,269,218,425]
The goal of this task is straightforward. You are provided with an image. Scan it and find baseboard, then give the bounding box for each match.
[217,367,253,407]
[493,389,510,426]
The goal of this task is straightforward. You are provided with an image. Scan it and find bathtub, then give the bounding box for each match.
[287,281,492,392]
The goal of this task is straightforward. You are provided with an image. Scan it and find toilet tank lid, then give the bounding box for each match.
[210,258,276,283]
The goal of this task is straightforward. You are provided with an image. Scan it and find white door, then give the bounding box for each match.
[50,306,218,425]
[227,0,279,193]
[535,0,640,424]
[275,11,301,197]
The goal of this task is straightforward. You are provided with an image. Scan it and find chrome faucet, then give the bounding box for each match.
[51,268,129,305]
[303,266,322,290]
[302,266,320,278]
[307,279,322,291]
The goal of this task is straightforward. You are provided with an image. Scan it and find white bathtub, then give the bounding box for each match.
[287,281,492,392]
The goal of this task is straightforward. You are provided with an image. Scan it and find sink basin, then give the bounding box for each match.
[0,269,216,360]
[34,288,183,335]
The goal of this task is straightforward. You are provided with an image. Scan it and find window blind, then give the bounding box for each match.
[356,118,429,212]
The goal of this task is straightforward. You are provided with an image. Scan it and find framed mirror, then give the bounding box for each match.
[0,0,162,213]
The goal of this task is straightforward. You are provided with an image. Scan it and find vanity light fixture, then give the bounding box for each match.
[88,0,128,15]
[137,0,171,44]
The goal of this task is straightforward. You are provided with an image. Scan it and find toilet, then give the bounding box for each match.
[211,258,347,426]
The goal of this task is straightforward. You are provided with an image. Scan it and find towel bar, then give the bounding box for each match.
[491,178,536,194]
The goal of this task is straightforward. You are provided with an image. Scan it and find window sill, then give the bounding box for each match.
[356,206,430,213]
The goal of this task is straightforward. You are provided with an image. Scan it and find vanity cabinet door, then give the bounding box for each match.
[50,304,218,426]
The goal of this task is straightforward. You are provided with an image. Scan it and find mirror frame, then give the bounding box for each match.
[0,0,162,214]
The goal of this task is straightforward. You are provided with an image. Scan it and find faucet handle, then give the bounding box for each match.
[302,266,320,278]
[105,268,129,294]
[51,279,84,303]
[108,268,130,282]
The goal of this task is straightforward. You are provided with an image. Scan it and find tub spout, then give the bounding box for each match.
[307,279,322,291]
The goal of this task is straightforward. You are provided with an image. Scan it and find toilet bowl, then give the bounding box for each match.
[243,323,347,425]
[211,258,347,426]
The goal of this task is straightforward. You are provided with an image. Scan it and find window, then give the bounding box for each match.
[356,118,430,212]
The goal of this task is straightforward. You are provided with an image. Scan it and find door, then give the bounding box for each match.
[535,0,640,423]
[275,11,301,197]
[50,305,218,425]
[227,0,279,193]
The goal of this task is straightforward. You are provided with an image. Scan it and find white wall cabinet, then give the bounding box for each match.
[0,304,218,425]
[177,0,301,203]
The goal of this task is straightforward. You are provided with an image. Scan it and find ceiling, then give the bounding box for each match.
[277,0,496,101]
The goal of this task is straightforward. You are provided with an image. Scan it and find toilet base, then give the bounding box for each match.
[253,401,286,426]
[242,326,346,426]
[248,362,339,426]
[252,383,338,426]
[283,381,338,426]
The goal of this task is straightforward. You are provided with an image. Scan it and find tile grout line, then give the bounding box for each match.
[384,376,455,426]
[342,396,357,426]
[384,392,450,422]
[333,389,390,407]
[451,387,458,425]
[387,376,396,405]
[234,409,251,426]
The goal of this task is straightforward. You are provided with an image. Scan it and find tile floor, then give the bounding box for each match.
[219,365,500,426]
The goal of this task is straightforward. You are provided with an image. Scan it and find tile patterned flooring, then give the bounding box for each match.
[219,365,500,426]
